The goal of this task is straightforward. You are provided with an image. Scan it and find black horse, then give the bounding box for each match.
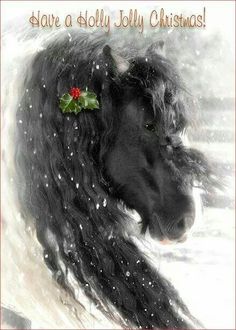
[15,32,218,329]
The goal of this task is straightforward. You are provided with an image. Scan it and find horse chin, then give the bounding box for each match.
[159,234,188,245]
[159,238,174,245]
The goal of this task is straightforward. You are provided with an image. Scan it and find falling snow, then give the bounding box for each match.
[68,33,72,42]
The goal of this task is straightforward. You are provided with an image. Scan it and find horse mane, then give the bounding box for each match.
[15,31,204,328]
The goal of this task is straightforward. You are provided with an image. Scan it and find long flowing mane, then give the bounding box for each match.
[14,31,211,328]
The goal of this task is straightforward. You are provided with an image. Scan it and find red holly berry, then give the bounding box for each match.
[69,87,81,100]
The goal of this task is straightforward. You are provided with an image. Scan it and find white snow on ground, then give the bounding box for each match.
[158,207,235,329]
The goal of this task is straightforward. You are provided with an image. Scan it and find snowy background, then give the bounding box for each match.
[1,1,235,329]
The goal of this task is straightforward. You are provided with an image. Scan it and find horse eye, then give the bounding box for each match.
[145,123,156,132]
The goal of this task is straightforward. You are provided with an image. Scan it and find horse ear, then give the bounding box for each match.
[146,40,165,57]
[103,45,130,74]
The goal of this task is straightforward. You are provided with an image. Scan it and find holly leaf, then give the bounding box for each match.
[59,93,73,112]
[80,91,99,110]
[59,93,82,114]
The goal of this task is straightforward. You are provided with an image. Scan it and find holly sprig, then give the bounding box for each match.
[59,87,99,114]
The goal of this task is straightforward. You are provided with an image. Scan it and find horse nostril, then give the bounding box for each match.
[177,218,185,231]
[178,216,194,230]
[170,215,194,240]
